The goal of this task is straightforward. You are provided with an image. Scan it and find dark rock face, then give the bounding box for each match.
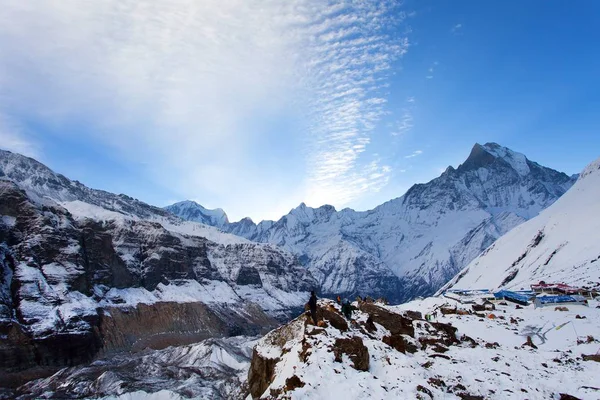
[236,266,262,286]
[333,336,369,371]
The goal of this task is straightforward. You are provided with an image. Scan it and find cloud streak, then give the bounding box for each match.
[0,114,39,158]
[404,150,423,159]
[0,0,408,220]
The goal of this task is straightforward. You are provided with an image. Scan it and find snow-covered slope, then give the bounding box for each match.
[441,156,600,292]
[248,297,600,399]
[167,143,576,302]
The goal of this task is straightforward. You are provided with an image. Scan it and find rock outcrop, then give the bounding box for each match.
[247,299,472,399]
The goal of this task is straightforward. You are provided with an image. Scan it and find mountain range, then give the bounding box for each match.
[0,142,593,396]
[166,143,577,302]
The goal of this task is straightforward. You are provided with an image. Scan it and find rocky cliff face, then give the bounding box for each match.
[167,143,576,303]
[0,153,317,385]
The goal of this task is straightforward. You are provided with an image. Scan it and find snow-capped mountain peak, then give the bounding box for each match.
[458,142,530,176]
[440,155,600,292]
[164,200,229,227]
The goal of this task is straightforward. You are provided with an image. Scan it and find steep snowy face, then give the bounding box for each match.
[167,143,576,302]
[164,200,229,228]
[441,156,600,292]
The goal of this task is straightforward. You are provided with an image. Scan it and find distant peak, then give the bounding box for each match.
[164,200,229,225]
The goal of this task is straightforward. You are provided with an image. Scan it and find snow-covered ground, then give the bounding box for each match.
[251,298,600,399]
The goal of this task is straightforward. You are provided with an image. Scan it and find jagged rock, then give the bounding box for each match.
[363,316,377,333]
[428,322,459,346]
[427,377,446,388]
[333,336,369,371]
[315,306,348,332]
[456,393,484,400]
[248,348,279,399]
[358,303,414,337]
[284,375,305,391]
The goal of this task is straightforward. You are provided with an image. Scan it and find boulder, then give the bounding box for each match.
[359,303,414,337]
[333,336,369,371]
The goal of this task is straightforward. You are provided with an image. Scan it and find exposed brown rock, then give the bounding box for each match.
[285,375,305,392]
[305,306,348,332]
[428,354,450,360]
[363,316,377,333]
[358,303,414,337]
[333,336,369,371]
[248,348,280,399]
[522,336,538,350]
[383,335,411,354]
[427,377,446,388]
[403,310,423,320]
[582,354,600,362]
[429,322,459,346]
[456,393,484,400]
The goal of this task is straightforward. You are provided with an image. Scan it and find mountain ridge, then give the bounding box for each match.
[166,142,577,302]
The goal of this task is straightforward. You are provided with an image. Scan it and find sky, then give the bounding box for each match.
[0,0,598,222]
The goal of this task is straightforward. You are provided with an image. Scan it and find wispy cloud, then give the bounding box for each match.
[303,1,409,208]
[391,97,415,136]
[452,23,463,34]
[404,150,423,159]
[0,114,39,158]
[425,60,438,79]
[0,0,409,220]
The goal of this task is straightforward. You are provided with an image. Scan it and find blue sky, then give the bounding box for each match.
[0,0,598,221]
